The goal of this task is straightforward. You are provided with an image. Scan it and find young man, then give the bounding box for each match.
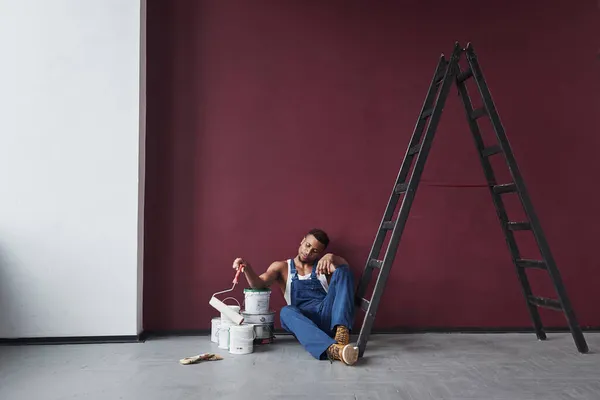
[232,228,359,365]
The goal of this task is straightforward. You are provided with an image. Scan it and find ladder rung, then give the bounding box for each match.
[408,144,421,156]
[381,221,395,230]
[508,221,531,231]
[394,183,408,194]
[481,145,502,157]
[493,183,517,194]
[457,69,473,83]
[516,259,547,270]
[360,298,370,312]
[471,107,487,120]
[528,296,562,311]
[421,108,433,119]
[368,259,383,269]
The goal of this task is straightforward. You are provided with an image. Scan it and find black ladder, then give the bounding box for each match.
[354,42,588,357]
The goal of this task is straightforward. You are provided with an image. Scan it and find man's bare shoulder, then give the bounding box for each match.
[265,260,288,285]
[268,260,288,271]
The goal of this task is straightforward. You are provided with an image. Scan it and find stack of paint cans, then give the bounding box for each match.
[210,306,256,355]
[242,288,275,344]
[210,303,241,350]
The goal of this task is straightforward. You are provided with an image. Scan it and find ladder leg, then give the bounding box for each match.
[355,43,463,357]
[455,64,546,342]
[461,43,588,353]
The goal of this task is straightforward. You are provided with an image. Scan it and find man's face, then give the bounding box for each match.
[298,234,326,263]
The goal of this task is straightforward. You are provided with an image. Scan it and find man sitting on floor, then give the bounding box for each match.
[232,228,359,365]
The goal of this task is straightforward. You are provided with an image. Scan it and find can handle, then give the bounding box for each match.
[221,297,241,308]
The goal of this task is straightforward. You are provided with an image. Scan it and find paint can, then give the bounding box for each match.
[229,324,255,355]
[241,310,275,344]
[241,321,273,341]
[241,310,275,325]
[252,323,274,341]
[242,310,275,324]
[218,317,232,350]
[243,288,271,314]
[211,317,221,343]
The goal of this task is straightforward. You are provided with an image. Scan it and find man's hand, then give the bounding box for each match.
[232,258,282,289]
[316,253,337,275]
[232,257,248,272]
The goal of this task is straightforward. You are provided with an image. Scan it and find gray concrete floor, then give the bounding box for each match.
[1,333,599,400]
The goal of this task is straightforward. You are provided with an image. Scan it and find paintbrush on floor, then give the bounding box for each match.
[179,353,224,365]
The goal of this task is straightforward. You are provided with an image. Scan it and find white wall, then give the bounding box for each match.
[137,0,146,336]
[0,0,144,338]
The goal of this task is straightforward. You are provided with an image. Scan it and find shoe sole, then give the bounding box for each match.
[341,345,359,366]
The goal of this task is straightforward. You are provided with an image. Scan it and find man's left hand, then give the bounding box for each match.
[316,253,337,275]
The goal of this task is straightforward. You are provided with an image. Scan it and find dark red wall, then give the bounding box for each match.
[144,0,600,332]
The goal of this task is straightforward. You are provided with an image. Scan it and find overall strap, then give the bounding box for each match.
[310,260,318,279]
[289,259,297,279]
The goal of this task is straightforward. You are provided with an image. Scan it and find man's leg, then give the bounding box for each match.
[280,305,336,360]
[319,265,356,340]
[315,265,359,365]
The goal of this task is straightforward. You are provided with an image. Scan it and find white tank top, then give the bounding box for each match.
[284,258,329,305]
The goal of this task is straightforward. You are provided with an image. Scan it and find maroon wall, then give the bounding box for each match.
[144,0,600,332]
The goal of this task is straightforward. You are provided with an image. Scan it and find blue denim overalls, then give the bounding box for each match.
[280,258,355,359]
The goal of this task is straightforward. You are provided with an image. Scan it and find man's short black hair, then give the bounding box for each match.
[307,228,330,248]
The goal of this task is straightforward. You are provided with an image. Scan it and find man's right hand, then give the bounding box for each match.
[233,257,249,272]
[231,257,283,290]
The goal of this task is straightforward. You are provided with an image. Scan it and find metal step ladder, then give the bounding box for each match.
[354,42,588,357]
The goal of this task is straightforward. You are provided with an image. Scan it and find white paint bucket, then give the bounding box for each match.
[218,318,232,350]
[252,323,274,340]
[229,324,255,355]
[211,317,221,343]
[241,310,275,325]
[243,288,271,314]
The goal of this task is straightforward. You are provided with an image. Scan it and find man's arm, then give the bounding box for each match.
[329,254,348,267]
[316,253,349,275]
[233,258,283,289]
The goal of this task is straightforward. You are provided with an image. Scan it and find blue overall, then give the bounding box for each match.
[280,259,356,360]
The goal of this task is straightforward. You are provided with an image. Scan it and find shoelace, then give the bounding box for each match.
[326,344,339,364]
[335,331,349,344]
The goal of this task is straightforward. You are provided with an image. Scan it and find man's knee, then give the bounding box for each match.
[333,264,354,282]
[280,305,296,322]
[334,264,350,274]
